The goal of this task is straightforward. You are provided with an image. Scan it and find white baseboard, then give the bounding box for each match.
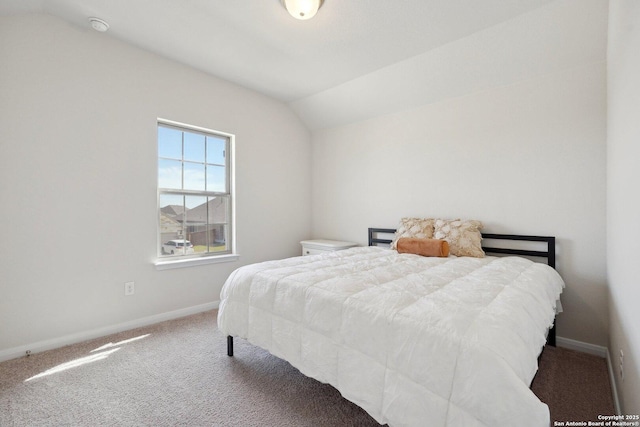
[605,348,623,415]
[0,301,220,363]
[556,336,608,357]
[556,336,621,415]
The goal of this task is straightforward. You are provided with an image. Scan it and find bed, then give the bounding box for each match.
[217,227,564,427]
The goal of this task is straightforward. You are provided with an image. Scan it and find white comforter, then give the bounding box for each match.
[218,247,564,427]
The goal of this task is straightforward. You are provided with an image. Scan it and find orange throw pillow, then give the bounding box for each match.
[396,237,450,257]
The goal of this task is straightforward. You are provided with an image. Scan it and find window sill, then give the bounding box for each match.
[154,254,240,271]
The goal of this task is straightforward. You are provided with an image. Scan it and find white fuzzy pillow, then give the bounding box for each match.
[390,218,435,250]
[433,219,484,257]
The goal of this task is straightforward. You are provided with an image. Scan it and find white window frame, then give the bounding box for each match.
[154,118,237,270]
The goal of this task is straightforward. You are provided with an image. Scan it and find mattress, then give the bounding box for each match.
[218,246,565,427]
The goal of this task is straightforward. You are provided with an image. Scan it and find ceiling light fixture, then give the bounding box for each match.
[89,17,109,32]
[282,0,324,20]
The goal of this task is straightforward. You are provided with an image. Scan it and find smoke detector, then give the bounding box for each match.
[89,17,109,32]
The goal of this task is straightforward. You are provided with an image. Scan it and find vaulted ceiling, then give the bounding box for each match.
[1,0,569,129]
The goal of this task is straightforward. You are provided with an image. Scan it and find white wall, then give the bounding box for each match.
[0,1,614,367]
[607,0,640,415]
[0,14,311,357]
[292,0,608,131]
[311,1,608,346]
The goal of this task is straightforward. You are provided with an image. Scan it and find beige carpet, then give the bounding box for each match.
[0,310,614,426]
[531,344,616,423]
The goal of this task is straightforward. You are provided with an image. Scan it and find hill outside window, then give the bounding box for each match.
[157,120,234,262]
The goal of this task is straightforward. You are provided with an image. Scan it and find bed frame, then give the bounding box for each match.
[226,228,558,357]
[368,227,557,346]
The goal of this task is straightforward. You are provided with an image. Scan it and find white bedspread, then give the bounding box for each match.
[218,247,564,427]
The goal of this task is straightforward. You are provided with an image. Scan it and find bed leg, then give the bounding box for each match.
[227,335,234,357]
[548,322,556,347]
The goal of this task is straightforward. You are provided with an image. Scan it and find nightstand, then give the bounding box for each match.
[300,239,358,256]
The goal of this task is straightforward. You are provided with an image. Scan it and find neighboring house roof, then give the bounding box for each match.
[174,197,227,224]
[161,205,186,217]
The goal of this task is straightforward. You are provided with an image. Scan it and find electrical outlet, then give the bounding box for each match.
[124,281,135,296]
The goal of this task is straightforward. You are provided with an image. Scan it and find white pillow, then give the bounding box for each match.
[390,218,435,250]
[433,219,484,257]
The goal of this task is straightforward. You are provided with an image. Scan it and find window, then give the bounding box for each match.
[157,120,234,261]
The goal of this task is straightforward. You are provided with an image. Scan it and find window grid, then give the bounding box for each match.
[157,121,233,259]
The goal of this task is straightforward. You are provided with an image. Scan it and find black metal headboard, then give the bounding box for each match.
[368,228,556,269]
